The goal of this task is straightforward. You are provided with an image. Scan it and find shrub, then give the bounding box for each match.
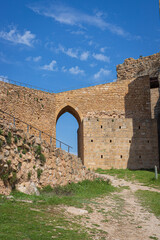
[28,171,32,180]
[0,140,2,151]
[9,172,17,188]
[35,145,41,155]
[6,132,12,145]
[40,153,46,164]
[14,136,18,144]
[18,146,21,152]
[7,160,11,166]
[37,169,43,180]
[23,138,26,144]
[19,153,22,158]
[22,149,27,155]
[0,128,3,135]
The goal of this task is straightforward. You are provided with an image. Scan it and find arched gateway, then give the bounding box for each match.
[56,104,84,162]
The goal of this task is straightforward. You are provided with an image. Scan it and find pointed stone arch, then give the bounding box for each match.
[55,103,84,162]
[56,103,83,126]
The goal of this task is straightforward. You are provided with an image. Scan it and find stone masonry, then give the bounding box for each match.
[0,53,159,171]
[0,119,97,195]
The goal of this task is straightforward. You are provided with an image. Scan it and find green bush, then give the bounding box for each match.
[40,153,46,164]
[0,139,2,151]
[28,171,32,180]
[0,128,3,135]
[22,149,27,155]
[7,160,11,166]
[14,136,18,144]
[35,145,41,155]
[37,169,43,180]
[6,131,12,145]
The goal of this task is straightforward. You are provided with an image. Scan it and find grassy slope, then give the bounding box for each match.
[0,179,115,240]
[95,169,160,189]
[136,190,160,217]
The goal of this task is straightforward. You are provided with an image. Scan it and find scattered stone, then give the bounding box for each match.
[66,207,88,215]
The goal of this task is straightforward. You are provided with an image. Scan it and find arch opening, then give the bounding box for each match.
[56,105,83,162]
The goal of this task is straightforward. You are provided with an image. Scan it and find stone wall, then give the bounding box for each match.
[83,117,158,169]
[0,119,96,195]
[0,53,159,171]
[0,81,56,141]
[116,52,160,81]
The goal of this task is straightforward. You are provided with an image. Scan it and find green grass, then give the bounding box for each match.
[0,179,115,240]
[95,168,160,189]
[12,179,116,207]
[135,190,160,217]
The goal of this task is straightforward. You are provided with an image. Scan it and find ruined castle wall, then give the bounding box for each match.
[83,117,159,170]
[0,82,56,142]
[55,76,151,121]
[116,52,160,81]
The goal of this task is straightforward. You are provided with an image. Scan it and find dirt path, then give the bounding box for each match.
[95,173,160,193]
[65,175,160,240]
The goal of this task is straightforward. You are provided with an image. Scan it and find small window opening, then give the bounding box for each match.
[129,140,131,143]
[139,126,140,129]
[139,155,141,159]
[110,140,112,143]
[101,125,103,128]
[97,119,99,121]
[120,155,123,158]
[147,140,149,143]
[91,139,93,142]
[150,77,159,89]
[119,126,121,129]
[101,155,103,158]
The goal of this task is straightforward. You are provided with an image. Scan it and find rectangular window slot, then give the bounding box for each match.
[119,126,121,129]
[129,140,131,143]
[101,155,103,158]
[101,125,103,128]
[139,155,141,159]
[150,77,159,89]
[91,140,93,142]
[110,140,112,143]
[120,155,123,158]
[139,126,140,129]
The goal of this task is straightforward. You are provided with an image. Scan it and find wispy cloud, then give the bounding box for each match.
[93,53,110,62]
[61,66,67,72]
[100,47,107,53]
[29,3,130,37]
[26,56,42,62]
[70,30,85,35]
[0,27,36,46]
[58,44,78,58]
[69,66,85,75]
[94,68,111,79]
[80,51,89,61]
[41,60,57,71]
[0,75,8,82]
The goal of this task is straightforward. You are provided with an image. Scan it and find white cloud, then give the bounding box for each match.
[90,63,97,68]
[41,60,57,71]
[58,45,78,58]
[61,66,67,72]
[0,27,36,46]
[70,30,85,35]
[80,51,89,61]
[100,47,107,53]
[94,68,111,79]
[0,75,8,82]
[69,66,84,75]
[93,53,110,62]
[26,56,42,62]
[29,3,130,37]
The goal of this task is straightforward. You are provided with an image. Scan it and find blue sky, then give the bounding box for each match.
[0,0,159,155]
